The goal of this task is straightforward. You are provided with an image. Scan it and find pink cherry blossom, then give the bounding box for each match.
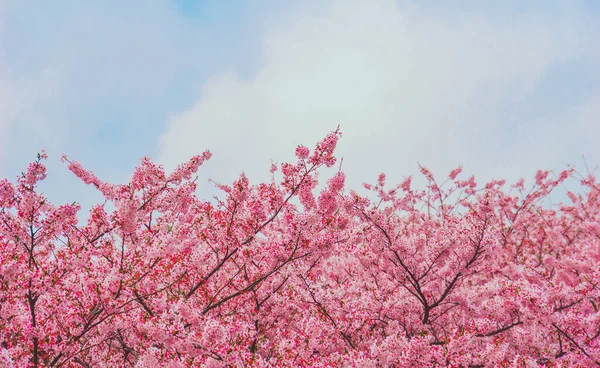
[1,131,599,367]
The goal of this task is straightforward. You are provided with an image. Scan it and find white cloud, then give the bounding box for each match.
[0,59,65,173]
[0,57,57,173]
[159,0,600,197]
[0,64,16,168]
[157,0,599,196]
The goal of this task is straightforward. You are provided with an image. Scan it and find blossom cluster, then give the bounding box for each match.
[1,130,599,367]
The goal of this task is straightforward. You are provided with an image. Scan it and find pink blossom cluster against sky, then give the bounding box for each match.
[0,0,598,210]
[2,130,600,366]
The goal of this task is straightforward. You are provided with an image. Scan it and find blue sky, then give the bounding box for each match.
[1,0,599,212]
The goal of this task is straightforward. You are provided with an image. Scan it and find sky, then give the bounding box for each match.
[0,0,599,213]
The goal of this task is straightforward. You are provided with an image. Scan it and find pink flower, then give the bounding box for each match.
[0,134,597,367]
[295,145,310,160]
[449,166,463,180]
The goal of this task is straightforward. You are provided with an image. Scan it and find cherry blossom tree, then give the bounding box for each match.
[1,129,598,367]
